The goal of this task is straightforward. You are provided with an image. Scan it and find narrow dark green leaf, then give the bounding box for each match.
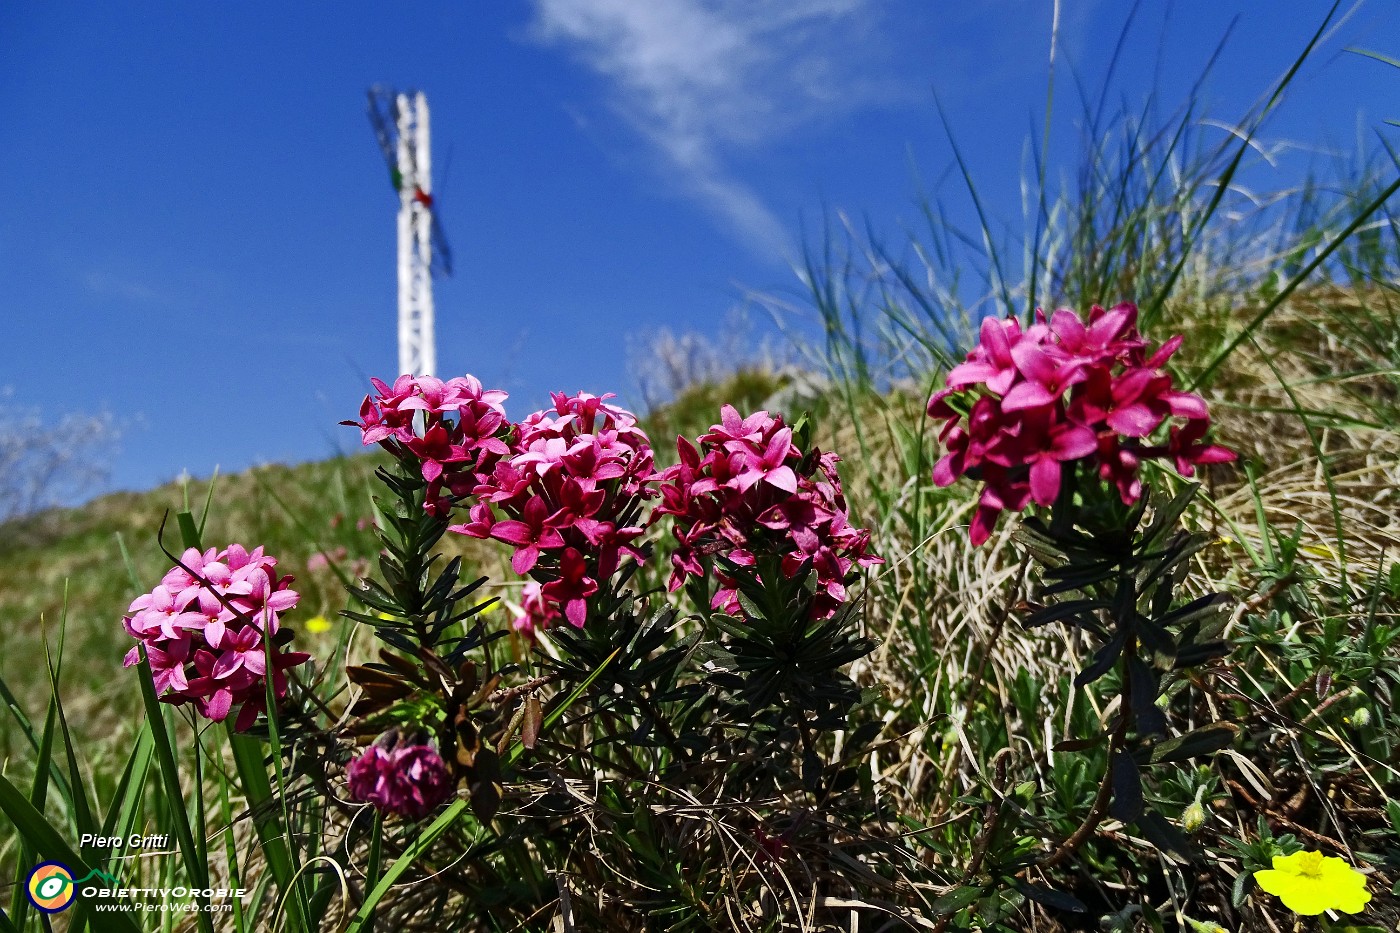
[929,884,984,917]
[1109,751,1144,822]
[1149,723,1239,764]
[1022,599,1106,629]
[1017,882,1087,913]
[1075,628,1129,687]
[1128,658,1167,737]
[1136,809,1194,861]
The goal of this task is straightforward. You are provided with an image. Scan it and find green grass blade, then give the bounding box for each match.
[0,673,42,761]
[360,813,384,933]
[10,669,59,929]
[175,511,203,556]
[43,590,100,871]
[1142,0,1343,329]
[933,94,1014,317]
[213,750,249,933]
[1189,171,1400,389]
[196,466,220,542]
[226,726,308,932]
[256,663,312,932]
[135,649,214,933]
[1347,47,1400,70]
[506,648,619,766]
[345,799,469,932]
[100,724,154,843]
[0,773,142,933]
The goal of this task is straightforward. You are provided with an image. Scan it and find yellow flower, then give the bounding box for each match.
[305,615,332,634]
[1253,850,1371,916]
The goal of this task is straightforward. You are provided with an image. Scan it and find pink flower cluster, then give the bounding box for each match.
[347,731,454,820]
[927,303,1235,545]
[653,406,882,619]
[122,545,310,731]
[349,375,662,633]
[348,374,511,515]
[452,392,659,629]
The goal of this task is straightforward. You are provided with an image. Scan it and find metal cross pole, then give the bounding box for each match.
[394,91,436,378]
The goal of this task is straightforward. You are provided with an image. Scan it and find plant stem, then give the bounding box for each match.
[1043,635,1136,869]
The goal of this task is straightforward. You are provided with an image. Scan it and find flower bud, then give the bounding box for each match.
[1185,918,1228,933]
[1182,788,1207,833]
[1345,706,1371,728]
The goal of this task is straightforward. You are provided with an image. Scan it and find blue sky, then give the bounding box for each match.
[2,1,1396,495]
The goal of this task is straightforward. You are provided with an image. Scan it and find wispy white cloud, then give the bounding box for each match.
[528,0,899,254]
[83,269,162,304]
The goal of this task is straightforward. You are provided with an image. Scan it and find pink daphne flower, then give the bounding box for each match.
[928,302,1235,544]
[347,729,454,820]
[344,373,511,507]
[654,407,882,619]
[512,582,560,635]
[450,390,659,632]
[122,544,311,731]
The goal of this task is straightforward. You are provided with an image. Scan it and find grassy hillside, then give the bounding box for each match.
[0,456,402,757]
[3,18,1400,928]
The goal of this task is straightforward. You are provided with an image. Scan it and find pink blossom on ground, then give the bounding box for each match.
[653,406,882,619]
[927,303,1235,544]
[122,544,311,730]
[306,547,348,573]
[347,731,454,820]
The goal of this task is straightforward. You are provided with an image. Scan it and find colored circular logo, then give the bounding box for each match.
[26,862,76,913]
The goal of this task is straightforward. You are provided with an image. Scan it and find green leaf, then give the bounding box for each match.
[1136,809,1193,861]
[1148,723,1239,764]
[929,884,984,917]
[1109,751,1144,822]
[11,663,60,930]
[1016,882,1087,913]
[175,510,203,551]
[1231,869,1253,907]
[1141,483,1200,550]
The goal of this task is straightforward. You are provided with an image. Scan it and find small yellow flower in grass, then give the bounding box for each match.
[305,615,332,634]
[1253,850,1371,916]
[1344,706,1371,727]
